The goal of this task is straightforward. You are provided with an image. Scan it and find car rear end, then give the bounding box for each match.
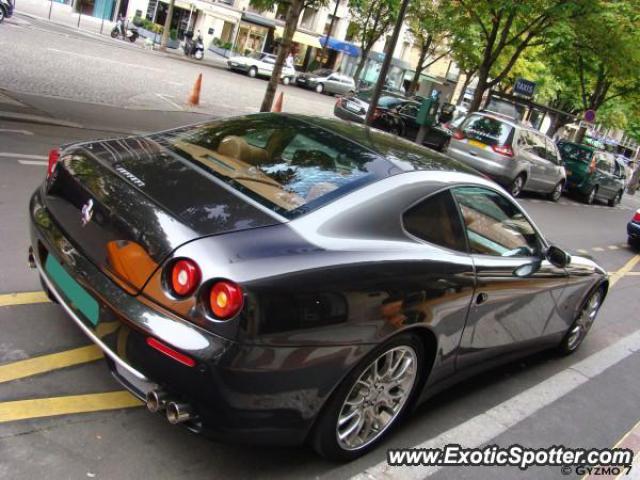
[334,94,406,124]
[28,115,394,446]
[628,209,640,248]
[447,113,519,186]
[557,142,596,195]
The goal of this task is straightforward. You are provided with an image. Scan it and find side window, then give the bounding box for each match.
[545,139,561,165]
[453,187,541,257]
[403,190,467,252]
[530,133,547,159]
[596,154,612,173]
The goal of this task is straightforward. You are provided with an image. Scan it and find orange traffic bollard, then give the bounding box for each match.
[188,73,202,107]
[272,91,284,112]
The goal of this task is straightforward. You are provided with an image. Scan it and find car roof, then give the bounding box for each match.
[286,114,477,175]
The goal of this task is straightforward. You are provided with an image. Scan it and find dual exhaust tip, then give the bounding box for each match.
[146,390,195,425]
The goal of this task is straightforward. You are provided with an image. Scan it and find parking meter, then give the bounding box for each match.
[416,97,439,127]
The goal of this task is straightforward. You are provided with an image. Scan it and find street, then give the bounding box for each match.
[1,11,640,480]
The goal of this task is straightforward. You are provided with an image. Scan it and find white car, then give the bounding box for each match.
[227,53,296,85]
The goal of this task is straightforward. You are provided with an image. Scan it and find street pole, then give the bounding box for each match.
[48,0,53,20]
[100,0,106,34]
[77,0,82,29]
[364,0,410,125]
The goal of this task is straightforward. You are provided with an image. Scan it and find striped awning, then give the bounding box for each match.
[275,26,322,49]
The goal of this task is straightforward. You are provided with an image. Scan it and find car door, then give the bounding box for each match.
[595,153,615,200]
[324,74,342,94]
[527,131,553,191]
[544,138,565,189]
[259,55,275,75]
[452,186,569,368]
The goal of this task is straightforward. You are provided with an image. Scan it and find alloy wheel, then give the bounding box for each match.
[511,176,524,197]
[566,290,602,351]
[316,83,324,94]
[587,187,597,204]
[0,9,4,22]
[550,182,563,202]
[336,346,417,451]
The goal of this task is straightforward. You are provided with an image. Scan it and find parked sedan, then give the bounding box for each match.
[296,69,356,95]
[30,113,607,461]
[227,52,296,84]
[333,90,407,124]
[557,142,625,206]
[448,112,566,200]
[628,209,640,249]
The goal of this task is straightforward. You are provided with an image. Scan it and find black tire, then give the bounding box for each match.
[110,29,118,38]
[628,237,640,250]
[389,124,403,137]
[557,286,604,355]
[585,185,598,205]
[608,190,623,207]
[0,7,7,23]
[248,67,257,78]
[128,34,137,43]
[315,83,324,94]
[311,332,425,461]
[548,181,564,202]
[509,174,526,198]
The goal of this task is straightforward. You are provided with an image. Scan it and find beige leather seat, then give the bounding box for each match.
[217,136,268,165]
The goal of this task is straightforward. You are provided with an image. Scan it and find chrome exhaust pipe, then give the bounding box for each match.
[166,401,194,424]
[28,247,36,269]
[145,390,169,413]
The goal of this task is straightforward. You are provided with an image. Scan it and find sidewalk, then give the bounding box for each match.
[14,0,228,71]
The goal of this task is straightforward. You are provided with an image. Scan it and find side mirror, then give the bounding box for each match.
[546,245,571,268]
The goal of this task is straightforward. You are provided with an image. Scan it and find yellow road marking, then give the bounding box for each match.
[0,391,141,423]
[610,255,640,287]
[0,291,49,307]
[0,345,103,384]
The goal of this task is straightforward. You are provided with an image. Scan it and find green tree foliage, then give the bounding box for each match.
[446,0,590,112]
[405,0,450,95]
[347,0,400,83]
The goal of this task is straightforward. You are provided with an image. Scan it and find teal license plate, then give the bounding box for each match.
[45,255,99,326]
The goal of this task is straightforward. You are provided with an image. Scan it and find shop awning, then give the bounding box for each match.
[319,36,361,57]
[242,12,276,29]
[275,26,322,49]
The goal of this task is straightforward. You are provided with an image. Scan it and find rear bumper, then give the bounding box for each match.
[628,221,640,239]
[333,104,365,123]
[29,187,362,446]
[447,144,520,186]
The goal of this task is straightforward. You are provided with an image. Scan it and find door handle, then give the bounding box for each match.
[476,292,489,305]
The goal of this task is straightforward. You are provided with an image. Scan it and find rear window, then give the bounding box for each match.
[152,115,394,219]
[462,115,513,146]
[558,143,593,163]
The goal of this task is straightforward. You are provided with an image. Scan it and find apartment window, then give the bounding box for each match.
[324,14,338,36]
[300,8,318,30]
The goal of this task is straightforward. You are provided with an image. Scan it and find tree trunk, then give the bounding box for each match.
[259,0,304,112]
[159,0,175,52]
[456,73,473,106]
[353,47,372,85]
[408,37,431,96]
[469,67,488,112]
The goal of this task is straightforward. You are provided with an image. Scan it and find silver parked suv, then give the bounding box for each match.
[448,112,566,200]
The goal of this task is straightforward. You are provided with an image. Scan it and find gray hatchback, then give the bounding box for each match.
[448,112,566,200]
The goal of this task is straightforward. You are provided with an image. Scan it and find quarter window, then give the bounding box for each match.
[453,187,541,257]
[403,190,466,252]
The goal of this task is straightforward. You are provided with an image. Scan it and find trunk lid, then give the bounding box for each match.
[44,137,280,294]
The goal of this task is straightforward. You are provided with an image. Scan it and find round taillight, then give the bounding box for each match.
[169,259,201,297]
[209,281,243,319]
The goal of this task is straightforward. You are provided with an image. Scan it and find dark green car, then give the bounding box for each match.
[557,142,625,206]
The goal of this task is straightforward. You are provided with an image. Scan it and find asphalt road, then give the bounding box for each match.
[1,12,640,480]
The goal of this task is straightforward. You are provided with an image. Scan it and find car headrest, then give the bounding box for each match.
[291,150,335,169]
[218,136,268,165]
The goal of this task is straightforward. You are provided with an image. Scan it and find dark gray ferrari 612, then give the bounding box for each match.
[29,113,607,460]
